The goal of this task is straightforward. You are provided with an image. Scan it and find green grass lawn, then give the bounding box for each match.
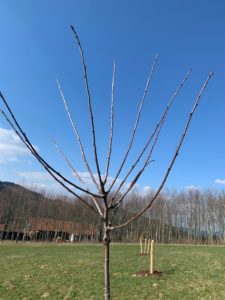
[0,242,225,299]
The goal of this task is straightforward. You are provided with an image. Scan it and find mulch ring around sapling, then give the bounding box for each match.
[132,270,164,277]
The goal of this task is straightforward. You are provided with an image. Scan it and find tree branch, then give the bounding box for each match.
[0,108,98,214]
[107,54,158,193]
[56,79,101,191]
[104,61,116,185]
[71,25,104,192]
[110,69,191,207]
[110,72,213,230]
[0,92,102,199]
[53,139,104,217]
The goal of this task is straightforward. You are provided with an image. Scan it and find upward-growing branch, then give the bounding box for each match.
[111,71,213,230]
[53,139,104,217]
[107,54,158,193]
[104,61,116,185]
[110,69,191,206]
[71,25,104,192]
[56,80,101,192]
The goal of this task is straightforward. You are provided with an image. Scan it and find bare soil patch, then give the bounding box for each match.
[132,270,163,277]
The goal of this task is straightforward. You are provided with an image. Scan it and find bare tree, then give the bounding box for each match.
[0,26,213,300]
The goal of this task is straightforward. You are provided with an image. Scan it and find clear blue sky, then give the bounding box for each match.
[0,0,224,194]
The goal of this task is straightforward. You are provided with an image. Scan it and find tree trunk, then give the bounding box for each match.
[103,219,110,300]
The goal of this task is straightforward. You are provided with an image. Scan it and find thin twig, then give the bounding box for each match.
[107,54,158,193]
[104,61,116,185]
[53,139,104,217]
[110,69,191,208]
[71,25,104,192]
[110,72,213,230]
[56,79,101,191]
[53,139,85,185]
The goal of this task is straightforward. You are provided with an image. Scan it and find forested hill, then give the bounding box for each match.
[0,180,88,220]
[0,181,48,202]
[0,181,24,191]
[0,181,41,195]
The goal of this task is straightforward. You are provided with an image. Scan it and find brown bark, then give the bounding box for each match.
[103,219,110,300]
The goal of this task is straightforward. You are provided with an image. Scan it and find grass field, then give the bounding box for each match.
[0,242,225,299]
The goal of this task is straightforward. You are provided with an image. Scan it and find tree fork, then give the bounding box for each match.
[0,25,213,300]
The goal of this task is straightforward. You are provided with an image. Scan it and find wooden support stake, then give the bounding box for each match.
[140,237,143,254]
[144,238,147,254]
[150,239,154,275]
[147,239,150,254]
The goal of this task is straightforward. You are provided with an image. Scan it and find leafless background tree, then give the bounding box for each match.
[0,26,213,300]
[1,185,225,244]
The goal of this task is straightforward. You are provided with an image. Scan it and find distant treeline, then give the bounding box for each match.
[112,189,225,244]
[0,182,225,244]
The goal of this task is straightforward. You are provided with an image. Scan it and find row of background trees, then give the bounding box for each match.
[1,183,225,244]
